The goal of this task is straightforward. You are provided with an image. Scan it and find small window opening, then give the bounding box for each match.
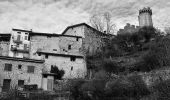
[38,53,41,56]
[71,66,73,71]
[18,65,22,69]
[76,37,79,41]
[70,56,76,61]
[45,54,48,59]
[68,45,71,50]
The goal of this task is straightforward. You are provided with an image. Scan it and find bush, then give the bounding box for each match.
[103,58,120,74]
[50,65,65,80]
[104,74,150,99]
[153,79,170,100]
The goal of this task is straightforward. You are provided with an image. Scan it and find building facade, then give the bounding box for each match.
[0,23,108,91]
[9,29,31,58]
[0,56,44,92]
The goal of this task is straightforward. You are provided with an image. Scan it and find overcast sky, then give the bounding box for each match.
[0,0,169,33]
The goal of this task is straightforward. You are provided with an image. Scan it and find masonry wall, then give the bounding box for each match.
[63,25,108,56]
[0,59,44,92]
[0,42,9,56]
[83,26,107,56]
[58,36,83,56]
[63,26,85,38]
[30,36,60,60]
[30,35,83,60]
[41,55,86,79]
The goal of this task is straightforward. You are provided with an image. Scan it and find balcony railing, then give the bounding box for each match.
[11,46,29,53]
[13,40,22,44]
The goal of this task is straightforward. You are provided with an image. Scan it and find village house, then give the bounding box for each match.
[0,23,109,92]
[0,56,44,92]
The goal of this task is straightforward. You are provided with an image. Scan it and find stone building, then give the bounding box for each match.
[8,29,31,58]
[62,23,109,56]
[0,23,108,91]
[29,32,86,79]
[138,7,153,27]
[0,56,44,92]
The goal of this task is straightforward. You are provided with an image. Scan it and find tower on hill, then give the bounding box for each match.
[138,7,153,27]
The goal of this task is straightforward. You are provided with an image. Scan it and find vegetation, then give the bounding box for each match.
[50,65,65,80]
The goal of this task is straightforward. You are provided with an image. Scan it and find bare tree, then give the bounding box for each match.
[165,27,170,35]
[89,11,116,34]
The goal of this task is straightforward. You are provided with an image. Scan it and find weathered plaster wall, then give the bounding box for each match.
[59,36,83,56]
[0,42,9,56]
[0,59,44,92]
[30,36,60,60]
[83,26,107,56]
[30,35,83,59]
[41,55,86,79]
[63,26,85,38]
[9,30,30,58]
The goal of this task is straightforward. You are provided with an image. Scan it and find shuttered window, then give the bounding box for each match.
[27,66,35,73]
[4,63,12,71]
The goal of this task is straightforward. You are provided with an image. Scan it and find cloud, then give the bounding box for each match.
[0,0,169,33]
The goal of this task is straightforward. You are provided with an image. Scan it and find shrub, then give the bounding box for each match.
[153,79,170,100]
[104,74,150,99]
[50,65,65,80]
[103,58,120,74]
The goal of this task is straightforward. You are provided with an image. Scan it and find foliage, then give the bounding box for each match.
[134,37,170,72]
[153,79,170,100]
[68,79,85,100]
[50,65,65,80]
[105,74,150,99]
[93,70,108,80]
[102,58,120,74]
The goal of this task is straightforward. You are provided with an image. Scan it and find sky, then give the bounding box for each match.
[0,0,169,34]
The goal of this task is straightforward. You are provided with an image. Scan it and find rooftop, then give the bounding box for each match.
[0,56,44,63]
[29,32,82,38]
[62,23,108,36]
[37,51,84,58]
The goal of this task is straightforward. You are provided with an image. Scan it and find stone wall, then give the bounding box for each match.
[0,42,9,56]
[0,58,44,92]
[30,35,83,59]
[41,54,86,79]
[84,26,107,56]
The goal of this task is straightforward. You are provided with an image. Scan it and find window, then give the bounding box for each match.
[24,44,28,50]
[71,66,73,71]
[17,35,21,41]
[25,32,28,35]
[4,63,12,71]
[38,53,41,56]
[25,36,28,40]
[2,79,11,92]
[70,56,76,61]
[18,80,24,87]
[76,37,79,41]
[45,54,48,59]
[18,65,22,69]
[17,32,21,34]
[16,44,19,47]
[53,49,57,51]
[27,66,35,73]
[68,45,71,50]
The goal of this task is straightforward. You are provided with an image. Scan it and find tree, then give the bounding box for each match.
[165,27,170,35]
[50,65,65,80]
[89,11,116,34]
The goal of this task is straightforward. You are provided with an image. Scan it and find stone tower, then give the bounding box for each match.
[138,7,153,27]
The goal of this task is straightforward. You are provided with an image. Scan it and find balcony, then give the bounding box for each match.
[11,46,29,53]
[13,39,22,44]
